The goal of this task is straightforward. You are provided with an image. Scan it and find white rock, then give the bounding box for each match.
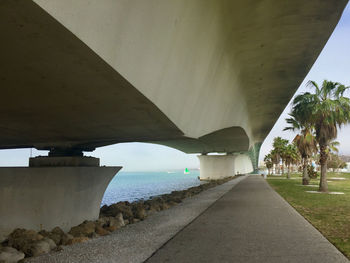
[115,213,125,227]
[30,238,56,257]
[44,237,57,250]
[0,247,25,263]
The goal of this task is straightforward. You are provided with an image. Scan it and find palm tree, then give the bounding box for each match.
[305,80,350,192]
[264,154,274,175]
[284,143,300,179]
[272,137,288,174]
[329,140,340,154]
[280,146,288,175]
[284,112,317,185]
[270,149,280,175]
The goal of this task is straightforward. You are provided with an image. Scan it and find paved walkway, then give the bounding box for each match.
[146,175,348,263]
[29,176,247,263]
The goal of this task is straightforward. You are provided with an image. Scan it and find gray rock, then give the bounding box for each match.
[102,202,134,220]
[114,213,125,227]
[96,217,108,227]
[7,229,43,253]
[38,229,62,246]
[0,247,25,263]
[61,233,74,246]
[98,214,124,229]
[28,238,56,257]
[109,216,124,229]
[133,205,146,220]
[69,221,96,238]
[95,225,109,236]
[148,202,161,212]
[50,227,66,245]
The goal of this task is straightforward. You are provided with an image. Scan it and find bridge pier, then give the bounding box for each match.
[0,155,121,241]
[198,154,253,180]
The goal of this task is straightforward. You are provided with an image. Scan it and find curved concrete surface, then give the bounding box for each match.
[0,167,120,240]
[0,0,347,154]
[151,126,250,154]
[234,154,254,174]
[198,154,253,180]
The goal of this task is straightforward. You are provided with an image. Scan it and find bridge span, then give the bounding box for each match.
[0,0,347,239]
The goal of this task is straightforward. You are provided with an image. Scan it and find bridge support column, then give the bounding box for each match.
[198,155,236,180]
[0,156,121,241]
[198,154,254,180]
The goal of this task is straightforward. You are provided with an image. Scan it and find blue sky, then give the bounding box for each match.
[260,3,350,161]
[0,4,349,171]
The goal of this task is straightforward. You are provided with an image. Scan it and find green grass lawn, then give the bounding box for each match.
[267,172,350,259]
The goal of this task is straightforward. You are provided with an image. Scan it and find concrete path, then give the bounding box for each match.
[146,175,349,263]
[28,175,247,263]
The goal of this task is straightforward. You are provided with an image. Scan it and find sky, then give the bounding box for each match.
[260,3,350,162]
[0,4,349,171]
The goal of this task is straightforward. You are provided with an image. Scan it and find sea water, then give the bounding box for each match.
[101,170,201,206]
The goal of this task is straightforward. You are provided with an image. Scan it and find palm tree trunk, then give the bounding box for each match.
[287,165,291,179]
[302,157,309,185]
[282,162,285,175]
[319,145,329,192]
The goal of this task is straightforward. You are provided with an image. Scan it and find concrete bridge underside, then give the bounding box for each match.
[0,0,348,239]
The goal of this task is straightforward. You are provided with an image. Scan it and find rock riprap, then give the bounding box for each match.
[0,176,236,262]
